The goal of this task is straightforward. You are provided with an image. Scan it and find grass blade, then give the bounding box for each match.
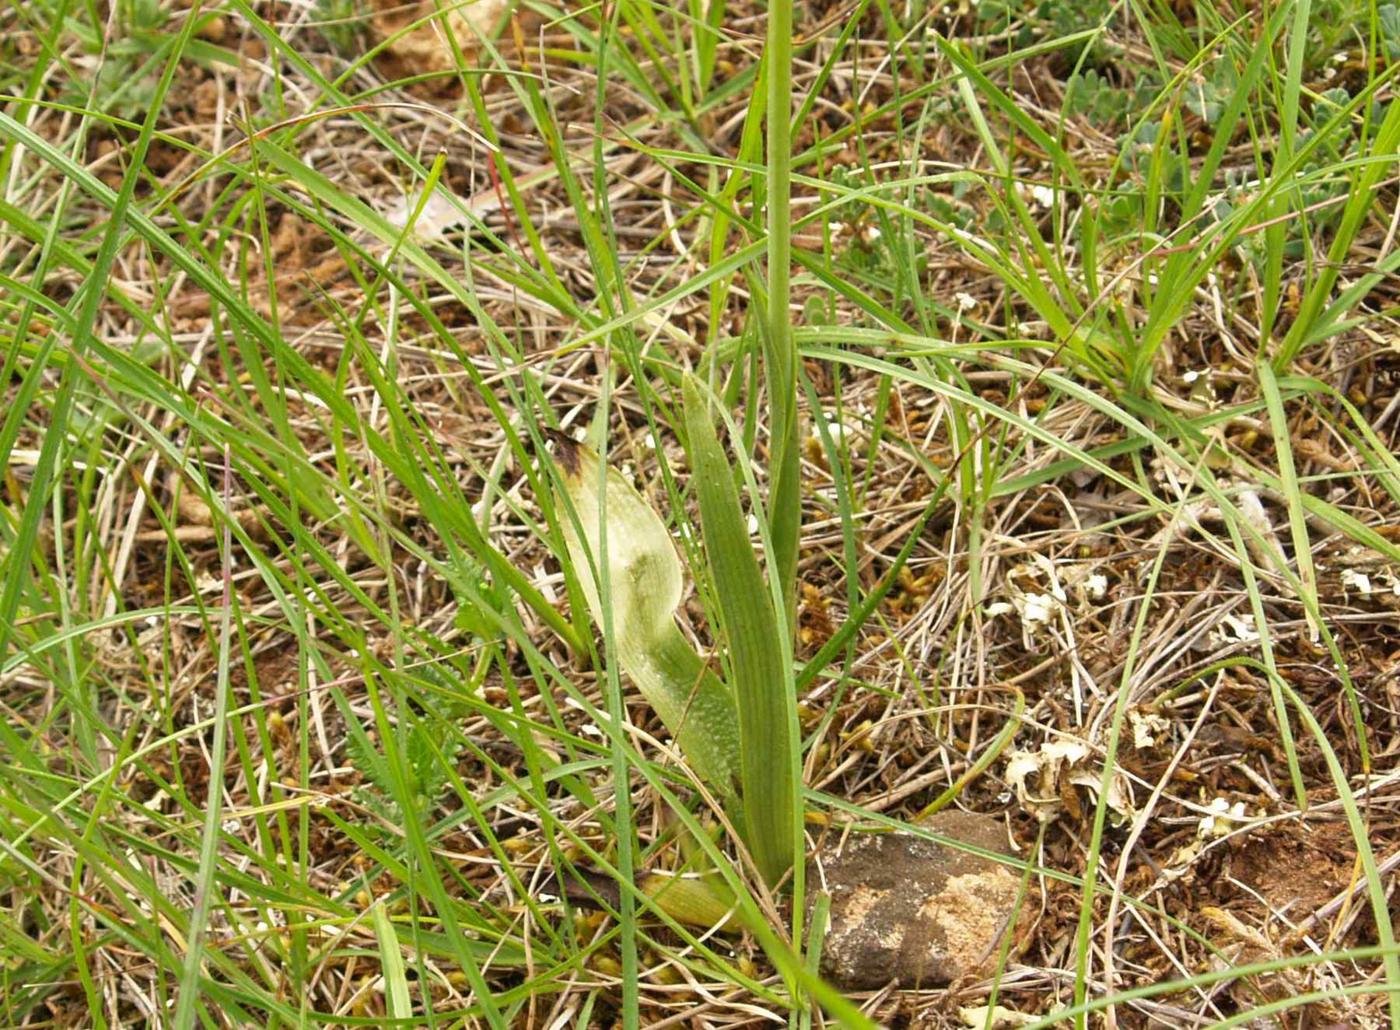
[173,450,235,1030]
[1257,360,1319,639]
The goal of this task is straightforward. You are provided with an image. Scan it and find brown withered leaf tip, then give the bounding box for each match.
[543,429,580,478]
[535,865,622,912]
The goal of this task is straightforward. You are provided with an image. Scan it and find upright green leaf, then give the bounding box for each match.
[681,376,800,887]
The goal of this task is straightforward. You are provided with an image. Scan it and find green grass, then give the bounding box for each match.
[3,0,1400,1025]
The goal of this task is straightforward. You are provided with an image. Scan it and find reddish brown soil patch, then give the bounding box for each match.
[1231,820,1359,928]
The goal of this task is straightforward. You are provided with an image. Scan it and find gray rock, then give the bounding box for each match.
[807,810,1021,990]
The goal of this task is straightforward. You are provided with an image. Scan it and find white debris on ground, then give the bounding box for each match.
[1003,736,1135,823]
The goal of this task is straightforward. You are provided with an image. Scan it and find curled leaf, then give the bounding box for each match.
[550,435,740,793]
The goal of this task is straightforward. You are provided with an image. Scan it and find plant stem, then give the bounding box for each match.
[759,9,806,934]
[766,0,800,628]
